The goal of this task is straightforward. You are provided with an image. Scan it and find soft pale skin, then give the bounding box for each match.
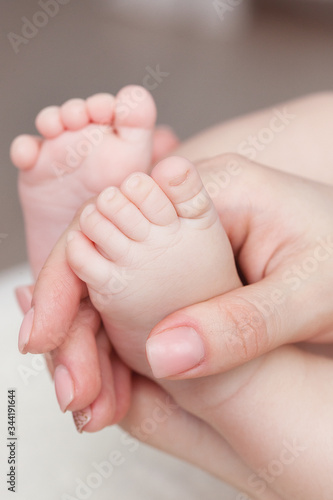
[11,86,158,277]
[13,89,329,498]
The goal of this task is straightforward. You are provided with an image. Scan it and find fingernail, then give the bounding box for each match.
[18,307,34,354]
[54,365,74,412]
[73,406,92,433]
[15,285,33,314]
[146,327,205,378]
[44,352,54,377]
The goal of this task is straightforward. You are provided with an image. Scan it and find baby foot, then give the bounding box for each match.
[66,157,242,377]
[10,86,157,277]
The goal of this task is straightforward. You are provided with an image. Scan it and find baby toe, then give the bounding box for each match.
[79,203,131,261]
[35,105,64,138]
[121,173,178,226]
[66,230,113,289]
[151,156,216,224]
[60,98,90,131]
[10,135,41,170]
[86,93,115,125]
[114,85,156,141]
[97,186,150,242]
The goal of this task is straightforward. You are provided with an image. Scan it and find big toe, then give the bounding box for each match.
[114,85,157,141]
[60,98,90,131]
[86,93,115,125]
[35,105,64,138]
[151,156,217,224]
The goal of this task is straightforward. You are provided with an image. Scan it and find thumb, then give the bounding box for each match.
[146,154,333,379]
[146,273,331,379]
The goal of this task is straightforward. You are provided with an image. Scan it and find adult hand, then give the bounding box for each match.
[145,154,333,379]
[121,342,333,500]
[19,154,333,406]
[16,203,132,430]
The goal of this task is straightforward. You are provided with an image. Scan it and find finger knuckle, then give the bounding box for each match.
[222,299,270,361]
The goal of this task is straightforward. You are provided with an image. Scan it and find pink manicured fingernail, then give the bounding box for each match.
[15,286,33,314]
[18,307,34,354]
[54,365,74,412]
[73,406,92,433]
[146,327,205,378]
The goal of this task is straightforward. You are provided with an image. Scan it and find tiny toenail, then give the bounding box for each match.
[81,204,96,218]
[54,365,74,412]
[126,174,143,189]
[18,307,34,353]
[169,170,190,187]
[101,187,117,202]
[73,406,92,433]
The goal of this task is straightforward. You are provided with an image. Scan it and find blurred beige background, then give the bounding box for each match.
[0,1,333,499]
[1,0,333,272]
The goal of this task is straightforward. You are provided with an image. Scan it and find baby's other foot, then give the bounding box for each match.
[66,157,241,377]
[10,86,156,277]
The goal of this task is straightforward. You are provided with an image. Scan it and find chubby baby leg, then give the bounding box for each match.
[176,92,333,186]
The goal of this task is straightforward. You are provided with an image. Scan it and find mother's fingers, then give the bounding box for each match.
[16,284,131,431]
[16,285,106,415]
[75,329,132,433]
[51,298,102,413]
[18,203,94,355]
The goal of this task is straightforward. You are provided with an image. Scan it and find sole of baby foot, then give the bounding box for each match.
[66,156,241,378]
[10,86,157,277]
